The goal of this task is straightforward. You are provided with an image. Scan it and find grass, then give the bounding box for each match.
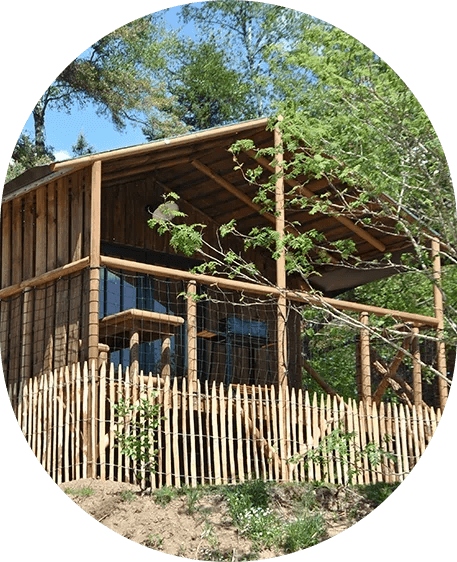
[357,482,400,507]
[123,480,399,562]
[64,486,95,498]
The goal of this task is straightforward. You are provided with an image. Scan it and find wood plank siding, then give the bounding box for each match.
[1,168,92,386]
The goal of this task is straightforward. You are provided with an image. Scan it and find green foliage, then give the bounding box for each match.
[223,480,325,553]
[152,486,177,506]
[144,533,164,550]
[119,489,137,502]
[72,131,95,157]
[223,480,282,550]
[289,426,397,483]
[64,486,95,498]
[6,132,54,182]
[282,514,326,553]
[357,482,400,507]
[163,41,251,131]
[147,192,205,257]
[179,1,313,117]
[274,22,455,249]
[113,394,163,489]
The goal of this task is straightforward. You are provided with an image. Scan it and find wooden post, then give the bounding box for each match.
[187,280,198,393]
[411,326,422,407]
[88,160,102,366]
[274,117,288,393]
[431,238,448,409]
[359,312,372,405]
[87,161,101,478]
[130,329,140,377]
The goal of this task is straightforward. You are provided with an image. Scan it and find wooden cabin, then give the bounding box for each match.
[1,117,449,411]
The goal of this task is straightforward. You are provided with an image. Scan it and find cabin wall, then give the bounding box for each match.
[1,168,92,387]
[101,177,275,281]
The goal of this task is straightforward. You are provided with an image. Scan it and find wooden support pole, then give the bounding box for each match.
[431,238,448,409]
[274,117,288,393]
[411,326,422,407]
[187,280,198,393]
[359,312,372,405]
[130,329,140,377]
[88,160,102,366]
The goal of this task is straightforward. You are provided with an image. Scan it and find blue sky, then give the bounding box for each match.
[21,5,194,161]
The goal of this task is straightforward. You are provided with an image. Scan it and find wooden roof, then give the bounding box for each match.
[3,117,423,296]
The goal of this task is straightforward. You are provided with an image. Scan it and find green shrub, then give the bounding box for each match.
[282,513,326,553]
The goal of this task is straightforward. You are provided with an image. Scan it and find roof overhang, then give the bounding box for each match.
[3,118,434,296]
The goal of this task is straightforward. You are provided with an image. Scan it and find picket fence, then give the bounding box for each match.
[7,361,441,487]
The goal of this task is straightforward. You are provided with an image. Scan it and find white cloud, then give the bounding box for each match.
[53,149,71,161]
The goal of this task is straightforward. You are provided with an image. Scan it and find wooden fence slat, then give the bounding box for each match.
[172,377,180,488]
[333,395,343,485]
[358,400,369,484]
[289,388,297,481]
[257,385,267,481]
[205,381,213,485]
[164,374,172,487]
[64,366,71,483]
[399,403,410,480]
[36,375,43,466]
[108,362,115,481]
[227,384,236,484]
[212,381,221,485]
[57,368,64,484]
[182,377,189,486]
[189,379,197,488]
[305,391,314,482]
[250,385,259,480]
[219,383,228,485]
[339,398,349,485]
[236,384,244,483]
[98,362,106,481]
[242,385,251,481]
[196,379,205,486]
[384,402,395,483]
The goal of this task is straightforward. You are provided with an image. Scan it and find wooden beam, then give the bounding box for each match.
[191,158,277,225]
[0,257,90,300]
[372,335,411,405]
[100,255,440,328]
[431,237,448,408]
[192,158,337,264]
[245,150,387,253]
[50,117,270,171]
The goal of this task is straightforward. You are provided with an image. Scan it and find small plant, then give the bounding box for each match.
[224,480,283,550]
[64,486,95,498]
[288,426,397,483]
[119,490,137,502]
[152,486,177,506]
[182,486,202,514]
[282,513,326,553]
[358,482,400,507]
[113,393,164,491]
[145,533,164,550]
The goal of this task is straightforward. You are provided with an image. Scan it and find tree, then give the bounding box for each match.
[31,15,186,155]
[143,40,251,137]
[5,132,54,182]
[148,20,456,403]
[272,23,456,252]
[71,131,95,157]
[178,1,314,118]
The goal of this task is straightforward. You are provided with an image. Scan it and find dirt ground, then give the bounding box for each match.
[59,478,377,560]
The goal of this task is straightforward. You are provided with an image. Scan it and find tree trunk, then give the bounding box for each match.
[33,96,47,156]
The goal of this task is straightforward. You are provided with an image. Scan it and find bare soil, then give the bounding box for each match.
[59,478,378,560]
